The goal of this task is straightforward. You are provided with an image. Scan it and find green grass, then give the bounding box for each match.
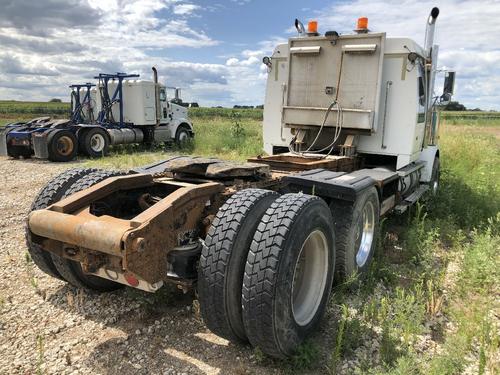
[0,100,70,116]
[440,111,500,127]
[82,117,263,169]
[322,118,500,374]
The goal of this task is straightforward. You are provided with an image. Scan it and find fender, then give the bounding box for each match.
[170,118,194,136]
[418,145,440,182]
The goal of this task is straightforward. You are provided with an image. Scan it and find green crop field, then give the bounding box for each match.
[0,100,264,126]
[1,101,499,373]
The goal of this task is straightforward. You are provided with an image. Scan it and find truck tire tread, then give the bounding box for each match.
[330,186,380,281]
[198,188,278,342]
[242,194,335,358]
[26,168,98,279]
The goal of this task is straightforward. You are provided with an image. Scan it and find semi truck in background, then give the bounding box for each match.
[25,8,454,359]
[0,68,194,161]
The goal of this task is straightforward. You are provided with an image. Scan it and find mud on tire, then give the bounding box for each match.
[198,188,279,342]
[242,193,335,358]
[26,168,98,279]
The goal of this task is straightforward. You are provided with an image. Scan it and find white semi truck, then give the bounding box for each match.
[25,8,454,359]
[0,68,194,161]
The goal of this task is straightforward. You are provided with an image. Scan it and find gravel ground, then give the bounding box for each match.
[0,158,338,375]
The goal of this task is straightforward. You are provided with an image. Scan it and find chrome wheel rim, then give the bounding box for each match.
[432,180,439,194]
[291,229,329,326]
[355,201,375,267]
[90,133,105,152]
[178,130,189,142]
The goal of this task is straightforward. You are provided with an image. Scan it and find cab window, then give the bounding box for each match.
[159,88,167,102]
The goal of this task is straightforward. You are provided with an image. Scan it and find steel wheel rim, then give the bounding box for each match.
[90,133,105,152]
[355,201,375,267]
[57,136,74,156]
[291,229,329,326]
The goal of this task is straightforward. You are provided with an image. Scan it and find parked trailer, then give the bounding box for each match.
[0,68,194,162]
[25,9,454,358]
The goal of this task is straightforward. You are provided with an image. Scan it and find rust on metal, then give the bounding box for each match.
[248,152,356,172]
[161,156,272,179]
[123,181,224,283]
[205,162,270,179]
[163,157,220,175]
[29,210,131,255]
[50,174,154,214]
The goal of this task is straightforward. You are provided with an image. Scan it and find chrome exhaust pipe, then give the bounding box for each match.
[424,7,439,58]
[152,66,161,127]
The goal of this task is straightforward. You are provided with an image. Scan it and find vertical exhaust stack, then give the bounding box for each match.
[152,67,161,127]
[424,7,439,58]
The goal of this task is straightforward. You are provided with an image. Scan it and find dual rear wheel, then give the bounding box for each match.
[199,190,337,358]
[198,187,380,358]
[46,127,110,162]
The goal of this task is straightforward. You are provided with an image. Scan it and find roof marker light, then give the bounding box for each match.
[356,17,369,33]
[307,20,318,35]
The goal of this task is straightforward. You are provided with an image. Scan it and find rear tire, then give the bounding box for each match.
[81,127,109,158]
[242,194,335,358]
[330,186,380,281]
[26,168,98,279]
[48,130,78,162]
[50,170,125,291]
[198,189,279,342]
[8,145,32,159]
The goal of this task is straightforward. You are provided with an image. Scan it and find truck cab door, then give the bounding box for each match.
[159,88,171,124]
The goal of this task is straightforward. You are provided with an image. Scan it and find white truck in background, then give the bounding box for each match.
[1,68,194,161]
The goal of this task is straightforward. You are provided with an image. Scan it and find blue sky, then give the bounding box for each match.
[0,0,499,109]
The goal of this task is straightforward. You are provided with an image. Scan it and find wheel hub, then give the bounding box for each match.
[90,133,105,152]
[291,229,329,326]
[56,136,74,156]
[355,201,375,267]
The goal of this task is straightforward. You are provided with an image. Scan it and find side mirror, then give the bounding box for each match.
[262,56,272,69]
[441,71,455,102]
[295,19,305,35]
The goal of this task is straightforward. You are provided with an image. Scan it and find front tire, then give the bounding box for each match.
[242,194,335,358]
[175,125,191,146]
[429,157,440,195]
[198,189,279,342]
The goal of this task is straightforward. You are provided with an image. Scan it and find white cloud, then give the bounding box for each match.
[173,3,200,15]
[1,0,499,109]
[0,0,224,104]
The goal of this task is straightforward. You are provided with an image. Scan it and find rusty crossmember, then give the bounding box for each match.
[29,174,224,284]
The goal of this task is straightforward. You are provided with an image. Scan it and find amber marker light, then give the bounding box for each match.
[307,20,318,34]
[356,17,369,31]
